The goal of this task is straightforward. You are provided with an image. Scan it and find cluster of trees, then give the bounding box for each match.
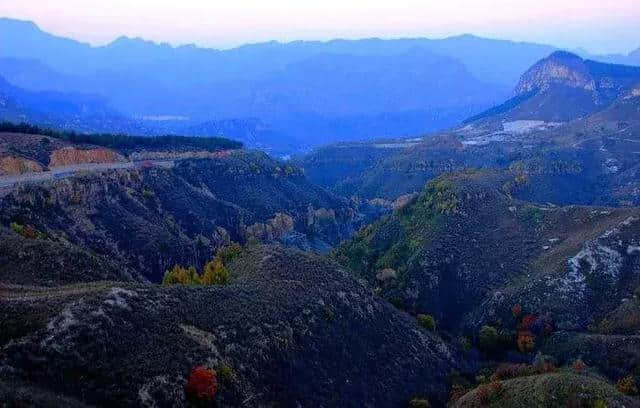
[162,243,243,286]
[0,122,243,152]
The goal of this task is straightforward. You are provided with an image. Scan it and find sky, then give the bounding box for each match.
[1,0,639,54]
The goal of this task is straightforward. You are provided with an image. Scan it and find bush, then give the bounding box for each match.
[490,362,556,381]
[475,381,504,405]
[185,366,218,401]
[478,325,500,352]
[572,359,587,373]
[201,259,230,285]
[512,304,522,318]
[519,314,537,330]
[417,314,436,331]
[215,242,243,264]
[217,363,236,384]
[10,222,41,239]
[162,265,200,285]
[516,331,536,353]
[616,376,638,395]
[408,398,430,408]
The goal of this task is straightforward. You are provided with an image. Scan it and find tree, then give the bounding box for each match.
[185,366,218,401]
[201,259,230,285]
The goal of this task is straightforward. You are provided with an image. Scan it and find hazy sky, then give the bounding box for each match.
[1,0,639,54]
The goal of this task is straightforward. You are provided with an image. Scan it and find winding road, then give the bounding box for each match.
[0,160,175,196]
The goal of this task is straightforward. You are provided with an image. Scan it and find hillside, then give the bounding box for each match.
[333,170,640,333]
[0,246,461,407]
[0,149,369,284]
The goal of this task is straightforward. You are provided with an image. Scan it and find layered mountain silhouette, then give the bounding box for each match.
[2,17,638,151]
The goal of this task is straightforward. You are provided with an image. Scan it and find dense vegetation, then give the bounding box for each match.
[0,121,243,151]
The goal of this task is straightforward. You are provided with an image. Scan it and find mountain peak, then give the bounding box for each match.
[0,17,40,31]
[515,51,592,95]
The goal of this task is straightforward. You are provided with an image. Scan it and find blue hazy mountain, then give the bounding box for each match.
[0,17,638,151]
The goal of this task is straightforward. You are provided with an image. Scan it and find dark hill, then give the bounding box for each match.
[0,151,366,284]
[333,170,640,334]
[0,245,461,407]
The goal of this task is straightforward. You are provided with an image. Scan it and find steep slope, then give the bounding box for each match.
[334,170,640,333]
[0,246,461,407]
[0,150,364,284]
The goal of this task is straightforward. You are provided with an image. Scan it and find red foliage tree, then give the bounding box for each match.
[519,314,537,330]
[516,331,536,353]
[511,304,522,318]
[186,366,218,400]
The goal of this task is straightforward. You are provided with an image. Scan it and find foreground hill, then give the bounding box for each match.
[0,245,461,407]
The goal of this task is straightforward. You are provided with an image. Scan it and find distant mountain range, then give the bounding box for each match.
[0,17,639,152]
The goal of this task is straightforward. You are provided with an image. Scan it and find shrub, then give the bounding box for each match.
[512,304,522,318]
[417,314,436,331]
[616,376,638,395]
[10,222,41,239]
[217,363,236,384]
[459,336,472,352]
[516,331,536,353]
[490,362,556,381]
[185,366,218,400]
[596,318,613,334]
[593,400,607,408]
[519,314,537,330]
[408,398,430,408]
[449,384,468,404]
[475,381,504,405]
[215,242,243,264]
[572,358,587,373]
[478,325,500,352]
[201,259,230,285]
[162,265,200,285]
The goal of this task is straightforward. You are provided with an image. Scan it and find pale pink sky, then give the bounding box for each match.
[1,0,639,53]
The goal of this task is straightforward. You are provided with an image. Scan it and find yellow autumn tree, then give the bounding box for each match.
[201,259,230,285]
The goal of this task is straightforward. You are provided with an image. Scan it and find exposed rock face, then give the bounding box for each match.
[515,51,595,94]
[0,156,43,175]
[49,147,125,166]
[0,246,462,407]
